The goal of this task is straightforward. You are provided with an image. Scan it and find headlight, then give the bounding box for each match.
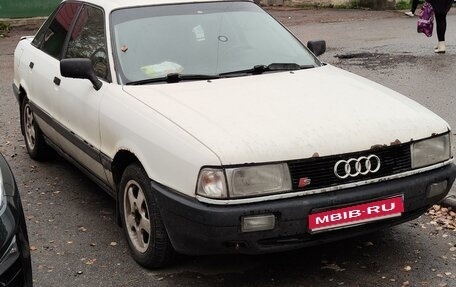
[197,164,291,199]
[0,236,20,275]
[226,164,291,197]
[412,133,451,168]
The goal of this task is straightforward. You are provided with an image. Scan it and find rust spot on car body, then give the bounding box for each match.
[370,144,387,150]
[371,139,402,150]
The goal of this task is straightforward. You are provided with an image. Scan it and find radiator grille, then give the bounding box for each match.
[288,144,411,191]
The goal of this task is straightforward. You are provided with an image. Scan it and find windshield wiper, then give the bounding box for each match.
[126,73,220,85]
[219,63,315,77]
[125,63,315,84]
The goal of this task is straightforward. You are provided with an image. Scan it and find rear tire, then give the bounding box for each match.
[20,97,53,161]
[119,163,174,269]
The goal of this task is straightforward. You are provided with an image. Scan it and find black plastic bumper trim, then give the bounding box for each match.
[153,163,456,255]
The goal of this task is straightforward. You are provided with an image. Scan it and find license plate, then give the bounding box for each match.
[308,196,404,232]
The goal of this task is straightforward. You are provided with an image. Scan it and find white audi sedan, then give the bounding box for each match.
[13,0,456,268]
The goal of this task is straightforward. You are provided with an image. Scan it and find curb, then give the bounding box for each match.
[442,195,456,209]
[0,17,46,28]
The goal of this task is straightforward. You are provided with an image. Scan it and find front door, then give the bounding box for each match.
[54,4,110,183]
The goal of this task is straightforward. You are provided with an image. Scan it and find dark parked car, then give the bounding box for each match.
[0,153,32,286]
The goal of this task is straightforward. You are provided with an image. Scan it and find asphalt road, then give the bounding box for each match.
[1,8,456,287]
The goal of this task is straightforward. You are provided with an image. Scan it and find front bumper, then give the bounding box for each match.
[153,163,456,255]
[0,202,31,287]
[0,204,32,287]
[0,155,32,287]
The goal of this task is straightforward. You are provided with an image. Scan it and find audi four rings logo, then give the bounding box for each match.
[334,155,381,179]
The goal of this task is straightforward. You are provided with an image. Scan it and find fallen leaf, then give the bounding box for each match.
[321,263,345,272]
[85,259,96,265]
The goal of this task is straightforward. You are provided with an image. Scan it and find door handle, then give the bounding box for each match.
[53,77,61,86]
[29,62,34,69]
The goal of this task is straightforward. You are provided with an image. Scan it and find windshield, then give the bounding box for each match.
[111,1,320,84]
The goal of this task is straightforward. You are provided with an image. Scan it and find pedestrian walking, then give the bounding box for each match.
[427,0,453,53]
[405,0,419,16]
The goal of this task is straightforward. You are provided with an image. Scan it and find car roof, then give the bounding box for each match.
[66,0,251,12]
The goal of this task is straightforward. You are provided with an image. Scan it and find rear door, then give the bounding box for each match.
[27,2,82,144]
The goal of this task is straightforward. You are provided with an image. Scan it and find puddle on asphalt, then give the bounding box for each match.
[335,52,418,69]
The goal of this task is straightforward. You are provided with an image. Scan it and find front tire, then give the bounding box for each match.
[119,163,174,269]
[20,97,52,160]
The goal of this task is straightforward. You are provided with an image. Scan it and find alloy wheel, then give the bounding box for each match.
[123,179,151,253]
[24,104,36,150]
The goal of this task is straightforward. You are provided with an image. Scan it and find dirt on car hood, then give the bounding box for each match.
[123,64,449,164]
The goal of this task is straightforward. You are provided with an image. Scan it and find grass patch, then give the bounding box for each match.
[396,0,411,10]
[0,22,12,38]
[338,0,361,9]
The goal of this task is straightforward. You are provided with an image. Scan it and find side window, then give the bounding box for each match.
[66,5,109,81]
[38,3,81,59]
[32,8,58,48]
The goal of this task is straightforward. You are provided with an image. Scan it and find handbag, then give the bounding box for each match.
[417,2,434,37]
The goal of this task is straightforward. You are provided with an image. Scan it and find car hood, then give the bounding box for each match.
[123,65,449,164]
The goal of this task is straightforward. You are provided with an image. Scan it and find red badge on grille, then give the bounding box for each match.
[298,177,311,188]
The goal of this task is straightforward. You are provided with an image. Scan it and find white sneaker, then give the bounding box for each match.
[404,11,414,17]
[434,41,446,54]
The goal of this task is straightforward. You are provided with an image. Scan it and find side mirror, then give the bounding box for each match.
[307,40,326,57]
[60,58,103,91]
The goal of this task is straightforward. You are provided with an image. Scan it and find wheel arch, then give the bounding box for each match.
[111,149,143,189]
[111,149,144,226]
